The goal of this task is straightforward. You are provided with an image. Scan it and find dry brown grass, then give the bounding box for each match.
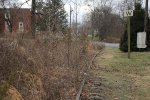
[0,33,101,100]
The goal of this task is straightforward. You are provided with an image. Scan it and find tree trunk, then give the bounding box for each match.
[144,0,148,32]
[31,0,36,37]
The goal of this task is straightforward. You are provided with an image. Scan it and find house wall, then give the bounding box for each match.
[23,9,32,33]
[11,9,31,33]
[0,8,31,34]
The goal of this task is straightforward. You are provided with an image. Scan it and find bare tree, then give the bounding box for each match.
[0,0,14,32]
[0,0,30,33]
[89,1,124,42]
[31,0,36,37]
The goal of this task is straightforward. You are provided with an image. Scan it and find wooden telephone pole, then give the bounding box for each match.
[144,0,149,32]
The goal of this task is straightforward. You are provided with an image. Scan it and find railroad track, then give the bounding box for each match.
[76,49,104,100]
[87,76,106,100]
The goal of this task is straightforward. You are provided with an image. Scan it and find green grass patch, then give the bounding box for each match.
[98,48,150,75]
[94,48,150,100]
[0,82,9,100]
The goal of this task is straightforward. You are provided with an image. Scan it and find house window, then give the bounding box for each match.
[19,22,24,32]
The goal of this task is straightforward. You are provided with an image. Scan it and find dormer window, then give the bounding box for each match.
[19,22,24,32]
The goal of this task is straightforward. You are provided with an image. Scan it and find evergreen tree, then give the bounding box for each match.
[36,0,47,31]
[120,3,150,52]
[36,0,68,33]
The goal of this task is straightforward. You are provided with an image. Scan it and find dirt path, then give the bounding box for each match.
[83,48,150,100]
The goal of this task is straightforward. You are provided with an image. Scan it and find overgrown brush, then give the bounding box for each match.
[0,33,101,100]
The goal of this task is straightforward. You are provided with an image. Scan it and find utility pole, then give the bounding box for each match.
[144,0,149,32]
[128,16,131,59]
[75,0,79,90]
[76,0,78,35]
[70,5,72,28]
[92,0,95,40]
[48,0,51,32]
[125,0,134,59]
[31,0,36,37]
[67,5,72,68]
[125,3,133,59]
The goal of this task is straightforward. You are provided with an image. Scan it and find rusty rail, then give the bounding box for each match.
[76,48,104,100]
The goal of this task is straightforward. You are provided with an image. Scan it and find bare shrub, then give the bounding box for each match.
[0,32,99,100]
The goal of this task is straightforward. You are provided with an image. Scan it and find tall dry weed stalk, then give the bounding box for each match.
[0,32,103,100]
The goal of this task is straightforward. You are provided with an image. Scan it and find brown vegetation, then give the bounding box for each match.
[0,33,103,100]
